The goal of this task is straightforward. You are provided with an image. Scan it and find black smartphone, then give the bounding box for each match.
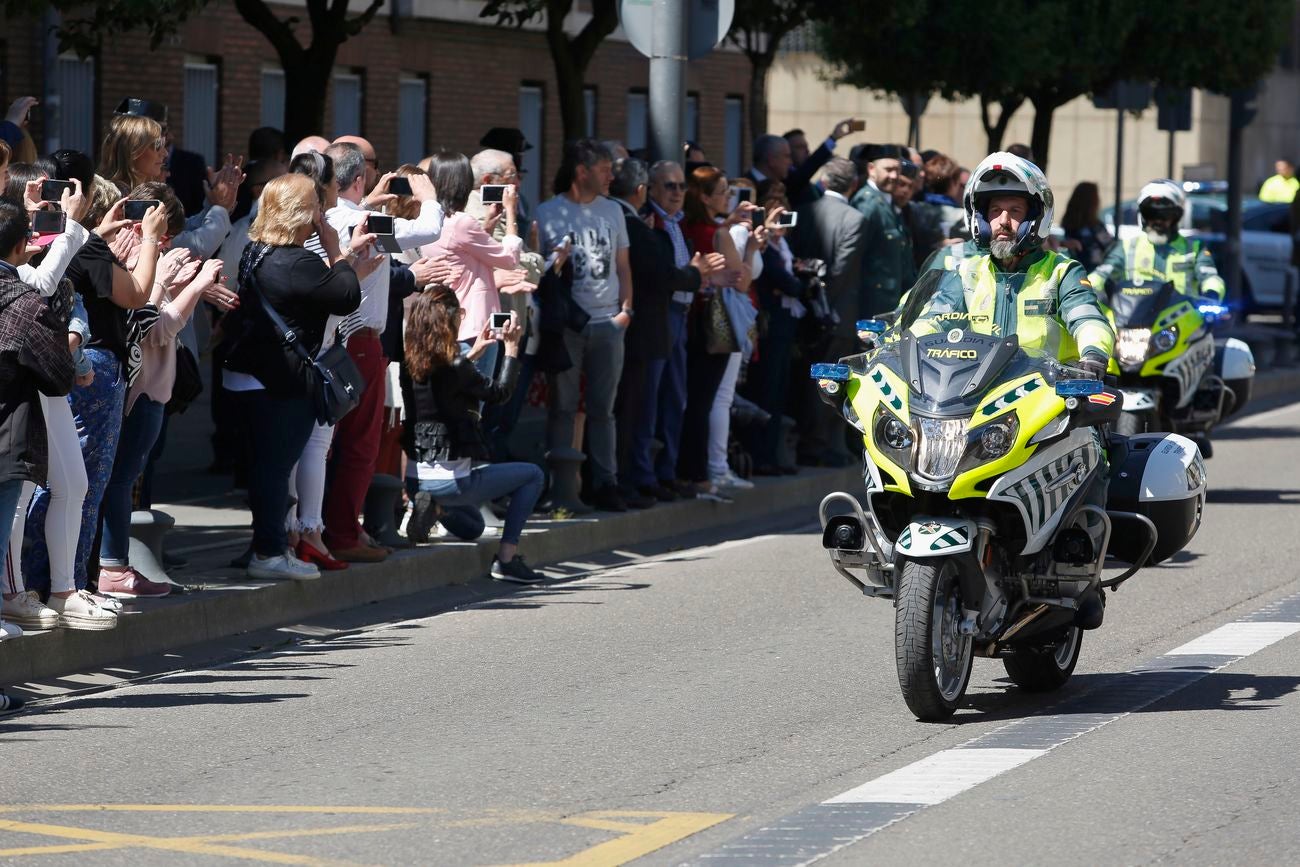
[751,207,767,226]
[366,214,395,235]
[388,176,413,196]
[40,179,73,202]
[490,312,512,333]
[776,210,798,228]
[729,186,753,204]
[480,184,507,205]
[124,200,161,221]
[31,209,67,235]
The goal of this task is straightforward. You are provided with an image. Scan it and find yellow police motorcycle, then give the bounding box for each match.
[1105,280,1255,445]
[814,305,1206,721]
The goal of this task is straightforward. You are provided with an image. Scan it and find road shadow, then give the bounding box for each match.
[1214,425,1300,441]
[1206,488,1300,505]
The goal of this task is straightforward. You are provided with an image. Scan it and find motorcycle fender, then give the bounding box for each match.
[895,516,977,557]
[1122,388,1158,411]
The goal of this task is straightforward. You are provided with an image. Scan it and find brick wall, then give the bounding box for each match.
[3,0,752,190]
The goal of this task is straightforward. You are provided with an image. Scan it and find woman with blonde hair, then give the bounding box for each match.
[220,173,378,580]
[98,115,166,194]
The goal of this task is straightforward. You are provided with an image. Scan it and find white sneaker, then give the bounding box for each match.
[3,591,59,629]
[711,469,755,491]
[0,620,23,641]
[91,594,123,612]
[47,590,118,631]
[286,549,322,577]
[247,553,320,581]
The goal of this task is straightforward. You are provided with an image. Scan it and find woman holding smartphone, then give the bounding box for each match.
[401,288,546,585]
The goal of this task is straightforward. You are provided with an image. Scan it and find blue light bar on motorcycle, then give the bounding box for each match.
[810,363,852,382]
[1197,302,1229,318]
[856,319,888,333]
[1055,379,1104,397]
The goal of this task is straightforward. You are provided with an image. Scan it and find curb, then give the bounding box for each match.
[0,466,858,688]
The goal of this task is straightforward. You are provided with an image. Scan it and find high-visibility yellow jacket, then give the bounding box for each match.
[1088,234,1226,302]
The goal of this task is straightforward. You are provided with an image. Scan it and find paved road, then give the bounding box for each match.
[2,402,1299,866]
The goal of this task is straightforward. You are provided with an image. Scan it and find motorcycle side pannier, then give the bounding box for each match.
[1106,433,1207,565]
[1214,337,1255,418]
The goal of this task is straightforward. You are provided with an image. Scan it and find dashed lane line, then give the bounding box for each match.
[684,592,1300,865]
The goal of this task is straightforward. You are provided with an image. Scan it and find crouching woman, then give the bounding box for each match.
[401,286,546,585]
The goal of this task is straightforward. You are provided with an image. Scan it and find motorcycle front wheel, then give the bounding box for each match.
[895,557,973,721]
[1116,410,1156,436]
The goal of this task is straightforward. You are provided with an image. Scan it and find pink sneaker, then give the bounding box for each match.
[97,567,171,599]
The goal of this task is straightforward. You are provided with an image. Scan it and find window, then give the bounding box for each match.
[332,69,363,138]
[48,53,95,155]
[518,85,544,206]
[584,86,598,138]
[724,97,745,177]
[626,90,648,153]
[183,59,220,166]
[686,93,700,145]
[261,68,285,129]
[398,75,428,166]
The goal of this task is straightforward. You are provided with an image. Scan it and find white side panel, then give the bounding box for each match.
[1138,433,1207,502]
[1220,337,1256,380]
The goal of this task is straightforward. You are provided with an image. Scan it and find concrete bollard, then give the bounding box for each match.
[544,447,593,514]
[128,509,179,587]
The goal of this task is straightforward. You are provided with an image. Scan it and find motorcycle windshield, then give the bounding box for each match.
[1108,280,1176,329]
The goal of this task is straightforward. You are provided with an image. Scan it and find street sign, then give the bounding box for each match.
[1092,80,1152,112]
[1156,87,1193,132]
[620,0,736,60]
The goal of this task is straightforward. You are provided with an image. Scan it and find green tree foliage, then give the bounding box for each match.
[480,0,620,146]
[2,0,209,55]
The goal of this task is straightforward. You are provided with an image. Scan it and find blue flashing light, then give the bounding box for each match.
[811,363,853,382]
[1197,302,1229,318]
[856,319,888,333]
[1055,378,1104,397]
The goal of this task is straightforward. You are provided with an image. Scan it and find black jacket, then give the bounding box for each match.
[0,271,75,484]
[401,354,520,465]
[619,201,702,361]
[167,147,209,217]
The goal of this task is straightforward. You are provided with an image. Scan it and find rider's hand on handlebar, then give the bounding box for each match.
[1078,354,1108,380]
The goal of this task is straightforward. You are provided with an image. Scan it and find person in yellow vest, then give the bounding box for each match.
[1088,179,1226,303]
[1259,159,1299,204]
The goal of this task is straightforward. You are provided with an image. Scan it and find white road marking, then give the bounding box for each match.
[1165,621,1300,656]
[825,748,1045,805]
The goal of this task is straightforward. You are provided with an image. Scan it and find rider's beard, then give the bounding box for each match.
[1144,227,1171,244]
[989,237,1017,260]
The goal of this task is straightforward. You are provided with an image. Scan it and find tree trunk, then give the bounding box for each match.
[1028,96,1058,172]
[979,94,1024,153]
[748,52,774,145]
[282,51,336,144]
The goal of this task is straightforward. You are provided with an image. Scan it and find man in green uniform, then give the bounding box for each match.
[1087,178,1226,304]
[850,144,916,317]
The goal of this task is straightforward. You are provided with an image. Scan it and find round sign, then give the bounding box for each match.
[619,0,736,61]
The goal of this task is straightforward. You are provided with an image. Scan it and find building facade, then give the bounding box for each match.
[0,0,753,205]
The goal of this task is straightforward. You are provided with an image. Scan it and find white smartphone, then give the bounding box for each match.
[776,211,798,228]
[490,311,512,336]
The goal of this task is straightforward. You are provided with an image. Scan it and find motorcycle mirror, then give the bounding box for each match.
[856,319,888,333]
[810,363,852,382]
[1055,379,1104,397]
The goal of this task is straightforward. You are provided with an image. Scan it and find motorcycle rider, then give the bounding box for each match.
[1087,179,1226,303]
[911,151,1115,628]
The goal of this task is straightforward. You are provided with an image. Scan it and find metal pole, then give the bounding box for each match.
[1113,108,1125,234]
[1224,92,1246,303]
[1167,130,1175,180]
[648,0,687,164]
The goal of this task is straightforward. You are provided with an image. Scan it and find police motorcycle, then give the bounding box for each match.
[813,283,1206,721]
[1103,280,1255,445]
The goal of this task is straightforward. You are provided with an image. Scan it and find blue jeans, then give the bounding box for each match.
[238,390,316,557]
[99,397,166,566]
[0,480,24,565]
[25,348,125,592]
[412,462,543,546]
[647,305,689,485]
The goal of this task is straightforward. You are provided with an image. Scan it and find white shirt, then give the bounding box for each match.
[216,201,256,276]
[18,220,88,295]
[326,196,444,334]
[823,190,847,204]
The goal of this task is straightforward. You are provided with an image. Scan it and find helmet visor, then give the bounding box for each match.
[1139,199,1182,223]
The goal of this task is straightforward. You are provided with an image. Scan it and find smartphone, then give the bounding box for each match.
[775,210,798,228]
[849,119,866,132]
[490,312,512,335]
[31,209,67,235]
[481,184,507,205]
[363,214,403,255]
[124,200,161,221]
[40,179,73,202]
[388,176,413,196]
[750,207,767,226]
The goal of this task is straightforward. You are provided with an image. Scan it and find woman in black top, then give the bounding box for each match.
[401,287,547,585]
[222,173,377,581]
[1060,182,1113,271]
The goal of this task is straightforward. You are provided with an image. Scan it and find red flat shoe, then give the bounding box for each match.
[295,541,349,571]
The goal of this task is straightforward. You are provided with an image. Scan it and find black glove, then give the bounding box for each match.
[1077,354,1108,380]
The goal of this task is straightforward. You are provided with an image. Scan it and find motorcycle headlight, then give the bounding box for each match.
[916,417,968,481]
[978,417,1018,460]
[872,407,913,458]
[1117,328,1151,366]
[1151,326,1178,354]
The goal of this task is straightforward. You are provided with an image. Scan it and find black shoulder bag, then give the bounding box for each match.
[246,245,365,426]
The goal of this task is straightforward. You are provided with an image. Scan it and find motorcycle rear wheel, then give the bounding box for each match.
[895,557,973,721]
[1003,626,1083,692]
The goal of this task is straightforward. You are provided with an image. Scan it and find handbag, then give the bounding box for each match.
[165,343,203,415]
[246,248,365,426]
[704,289,739,354]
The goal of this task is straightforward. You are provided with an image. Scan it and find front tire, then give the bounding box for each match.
[1115,410,1154,436]
[1003,626,1083,692]
[895,558,973,721]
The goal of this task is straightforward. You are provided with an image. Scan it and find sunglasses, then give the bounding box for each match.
[659,181,687,192]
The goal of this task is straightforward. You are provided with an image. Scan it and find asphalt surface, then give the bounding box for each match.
[2,401,1299,866]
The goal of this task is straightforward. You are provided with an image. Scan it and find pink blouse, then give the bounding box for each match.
[422,211,522,341]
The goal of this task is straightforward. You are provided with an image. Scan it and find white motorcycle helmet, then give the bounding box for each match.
[1137,179,1185,243]
[963,152,1055,256]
